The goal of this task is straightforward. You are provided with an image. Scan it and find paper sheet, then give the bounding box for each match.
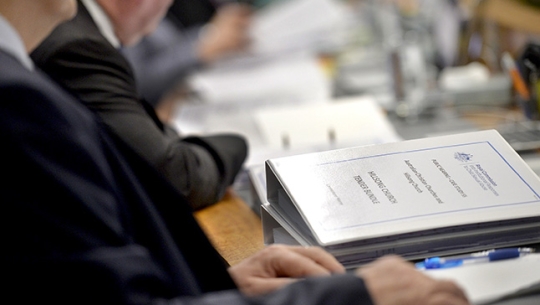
[249,0,354,56]
[189,54,331,105]
[254,95,402,149]
[424,254,540,304]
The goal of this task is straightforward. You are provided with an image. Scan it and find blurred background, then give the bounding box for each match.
[124,0,540,207]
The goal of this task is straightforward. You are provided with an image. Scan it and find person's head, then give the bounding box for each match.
[96,0,173,46]
[0,0,77,51]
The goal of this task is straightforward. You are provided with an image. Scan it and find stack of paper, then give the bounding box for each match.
[249,0,354,56]
[424,254,540,304]
[188,54,331,105]
[187,0,356,105]
[254,96,401,150]
[247,96,402,209]
[262,130,540,268]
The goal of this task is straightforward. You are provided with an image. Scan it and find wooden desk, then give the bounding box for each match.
[194,191,264,266]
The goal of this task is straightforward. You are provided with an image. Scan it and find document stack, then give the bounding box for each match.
[262,130,540,268]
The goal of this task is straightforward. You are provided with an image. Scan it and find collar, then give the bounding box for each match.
[0,14,34,70]
[80,0,121,48]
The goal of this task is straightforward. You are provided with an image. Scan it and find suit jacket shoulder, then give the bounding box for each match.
[30,0,248,210]
[0,49,373,305]
[31,3,140,110]
[1,49,236,301]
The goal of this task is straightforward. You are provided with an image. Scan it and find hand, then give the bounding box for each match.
[197,3,252,63]
[228,244,345,296]
[356,255,470,305]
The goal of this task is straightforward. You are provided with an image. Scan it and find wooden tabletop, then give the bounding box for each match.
[194,190,265,266]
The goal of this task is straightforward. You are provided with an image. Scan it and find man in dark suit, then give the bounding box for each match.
[1,1,471,305]
[30,0,248,210]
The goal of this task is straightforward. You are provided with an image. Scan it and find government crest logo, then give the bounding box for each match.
[454,152,473,162]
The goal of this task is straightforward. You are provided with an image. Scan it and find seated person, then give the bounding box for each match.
[31,0,248,210]
[1,1,470,305]
[123,0,252,107]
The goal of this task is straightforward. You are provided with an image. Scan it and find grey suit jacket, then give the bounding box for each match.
[31,1,247,210]
[122,18,203,107]
[1,48,373,305]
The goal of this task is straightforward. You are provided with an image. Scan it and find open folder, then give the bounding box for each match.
[262,130,540,268]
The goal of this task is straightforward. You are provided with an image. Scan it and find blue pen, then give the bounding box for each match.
[415,248,535,270]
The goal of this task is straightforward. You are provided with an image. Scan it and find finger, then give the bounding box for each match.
[435,280,469,302]
[270,246,345,275]
[427,293,470,305]
[269,249,334,278]
[280,246,345,274]
[356,255,410,274]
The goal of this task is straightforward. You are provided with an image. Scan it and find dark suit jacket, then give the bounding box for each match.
[0,49,373,305]
[168,0,217,28]
[30,1,247,210]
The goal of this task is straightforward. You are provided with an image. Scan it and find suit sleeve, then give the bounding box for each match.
[159,275,374,305]
[0,81,373,305]
[34,38,246,210]
[1,82,178,304]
